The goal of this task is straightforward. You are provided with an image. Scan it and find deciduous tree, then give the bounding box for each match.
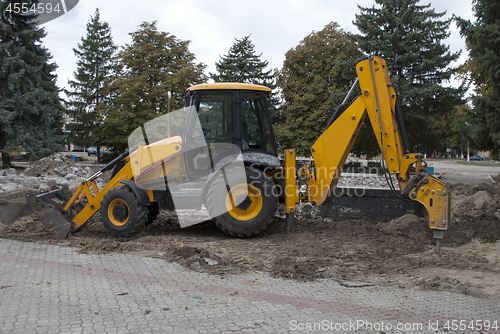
[275,22,363,156]
[99,21,206,151]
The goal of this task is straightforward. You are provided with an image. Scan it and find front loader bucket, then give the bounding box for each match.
[0,189,72,239]
[26,189,72,239]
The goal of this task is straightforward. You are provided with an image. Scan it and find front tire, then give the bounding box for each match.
[206,167,278,237]
[100,186,147,238]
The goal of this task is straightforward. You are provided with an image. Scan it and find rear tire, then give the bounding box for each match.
[100,186,147,238]
[206,167,277,237]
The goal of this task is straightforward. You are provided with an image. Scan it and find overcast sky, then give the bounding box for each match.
[41,0,474,91]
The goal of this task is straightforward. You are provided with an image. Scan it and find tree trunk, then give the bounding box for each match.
[0,130,12,168]
[97,144,101,163]
[2,151,12,169]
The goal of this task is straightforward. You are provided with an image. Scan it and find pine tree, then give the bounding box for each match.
[211,35,274,86]
[354,0,464,154]
[456,0,500,159]
[65,8,117,162]
[99,21,206,151]
[211,36,280,125]
[0,0,64,167]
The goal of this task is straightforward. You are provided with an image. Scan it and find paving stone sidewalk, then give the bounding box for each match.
[0,239,499,334]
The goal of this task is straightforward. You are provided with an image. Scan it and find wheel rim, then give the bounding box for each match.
[225,184,263,221]
[108,198,130,226]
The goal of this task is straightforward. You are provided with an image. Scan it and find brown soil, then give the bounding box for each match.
[1,181,499,299]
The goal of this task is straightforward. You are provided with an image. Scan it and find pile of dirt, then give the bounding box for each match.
[447,182,500,245]
[377,214,432,245]
[373,182,500,248]
[24,153,80,175]
[0,153,104,193]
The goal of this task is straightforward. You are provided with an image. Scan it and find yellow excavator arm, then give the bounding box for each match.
[285,57,451,250]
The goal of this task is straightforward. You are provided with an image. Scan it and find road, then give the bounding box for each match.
[428,159,500,184]
[342,157,500,184]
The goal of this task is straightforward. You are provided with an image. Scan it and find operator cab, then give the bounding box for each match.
[183,83,278,178]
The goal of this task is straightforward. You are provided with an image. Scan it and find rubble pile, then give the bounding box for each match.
[337,173,399,189]
[0,153,104,193]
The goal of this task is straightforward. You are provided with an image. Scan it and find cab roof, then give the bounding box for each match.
[187,82,271,92]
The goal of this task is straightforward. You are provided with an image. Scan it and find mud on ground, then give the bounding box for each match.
[1,177,499,299]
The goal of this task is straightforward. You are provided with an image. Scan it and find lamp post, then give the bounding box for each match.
[167,91,172,138]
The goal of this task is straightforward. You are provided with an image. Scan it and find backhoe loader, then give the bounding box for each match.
[0,57,450,249]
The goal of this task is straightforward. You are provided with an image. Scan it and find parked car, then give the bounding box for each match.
[87,147,108,156]
[469,155,484,161]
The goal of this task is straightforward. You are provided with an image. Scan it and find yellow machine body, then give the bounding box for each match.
[64,136,186,231]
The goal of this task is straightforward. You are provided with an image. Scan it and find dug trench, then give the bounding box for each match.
[1,155,499,299]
